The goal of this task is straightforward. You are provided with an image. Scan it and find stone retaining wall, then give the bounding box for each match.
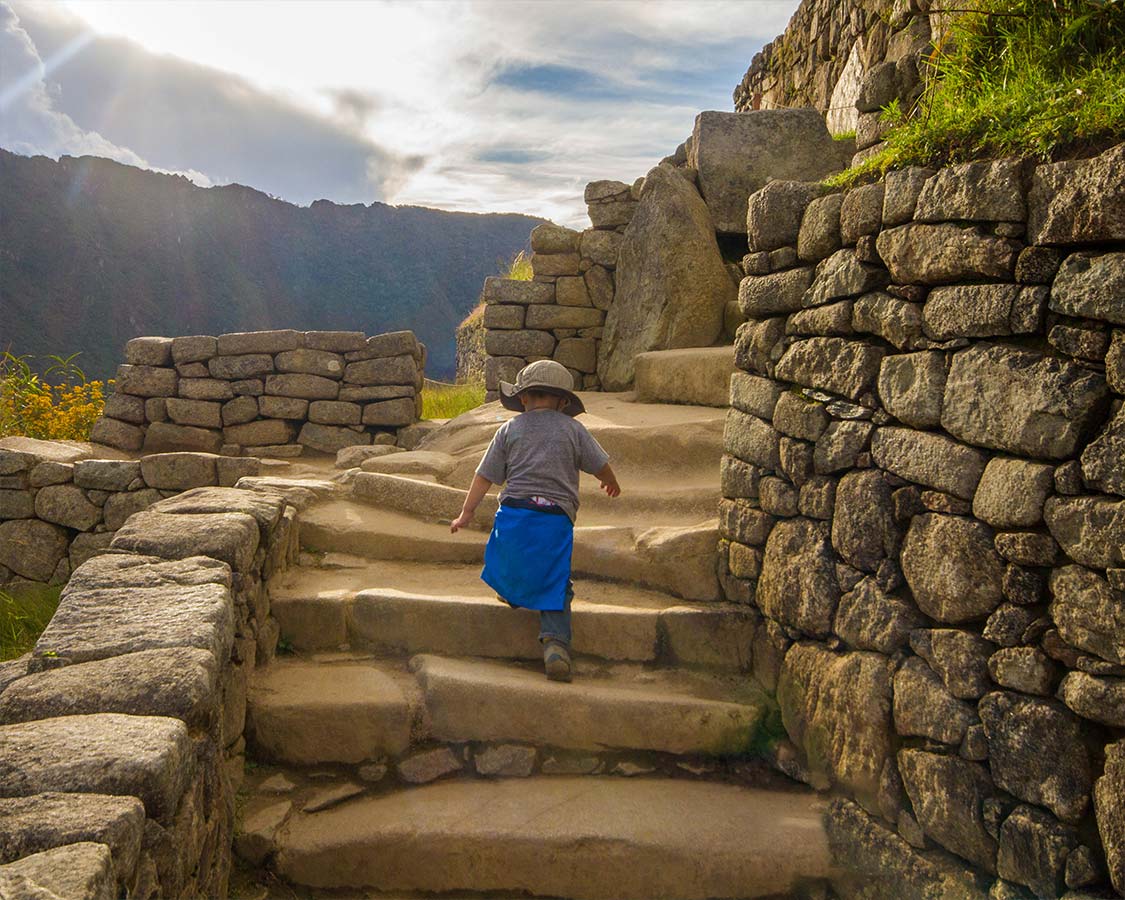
[482,182,636,400]
[0,483,299,898]
[90,329,425,457]
[732,0,934,145]
[720,143,1124,898]
[0,442,261,588]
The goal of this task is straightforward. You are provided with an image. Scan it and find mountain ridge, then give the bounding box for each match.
[0,148,544,380]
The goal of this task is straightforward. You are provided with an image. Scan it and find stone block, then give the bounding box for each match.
[840,182,884,245]
[483,304,524,330]
[139,452,218,490]
[733,316,785,376]
[308,401,362,426]
[882,166,935,227]
[724,410,780,469]
[222,395,259,426]
[1027,143,1125,245]
[876,224,1019,284]
[578,230,620,268]
[689,110,847,234]
[298,423,371,454]
[901,514,1004,623]
[797,193,844,262]
[525,305,603,330]
[1048,565,1125,665]
[34,484,101,531]
[346,331,421,362]
[871,426,987,500]
[361,398,416,427]
[978,691,1092,823]
[484,330,556,358]
[530,253,581,277]
[877,351,945,429]
[0,714,193,820]
[0,490,34,519]
[997,804,1079,899]
[101,392,146,425]
[483,277,555,305]
[774,337,884,402]
[531,223,580,254]
[1050,251,1125,326]
[103,488,162,531]
[258,395,308,419]
[728,374,782,420]
[0,519,70,581]
[988,647,1056,696]
[914,158,1027,223]
[803,249,890,307]
[275,349,346,379]
[264,373,341,400]
[972,457,1054,528]
[787,300,854,337]
[773,391,829,442]
[747,178,828,250]
[894,658,978,745]
[179,377,236,401]
[587,198,636,229]
[922,284,1041,340]
[584,266,614,310]
[719,457,761,500]
[813,420,873,474]
[207,354,274,380]
[909,628,993,700]
[164,397,222,429]
[852,291,922,350]
[553,338,597,373]
[474,744,537,777]
[757,517,840,638]
[303,331,367,352]
[337,384,414,403]
[941,343,1109,459]
[738,268,815,317]
[216,330,302,356]
[115,365,177,398]
[170,335,217,364]
[718,499,774,546]
[397,747,461,784]
[1096,739,1125,895]
[832,469,900,571]
[111,508,258,574]
[125,336,173,367]
[89,416,144,451]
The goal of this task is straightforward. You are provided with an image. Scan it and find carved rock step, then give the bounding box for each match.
[245,655,766,764]
[300,500,720,600]
[633,346,737,408]
[272,576,754,670]
[273,776,831,899]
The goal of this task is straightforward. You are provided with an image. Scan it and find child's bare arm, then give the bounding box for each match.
[451,474,493,532]
[596,463,621,498]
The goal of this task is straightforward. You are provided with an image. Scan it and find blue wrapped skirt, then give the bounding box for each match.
[481,504,573,611]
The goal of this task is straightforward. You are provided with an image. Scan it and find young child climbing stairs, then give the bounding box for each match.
[450,360,621,682]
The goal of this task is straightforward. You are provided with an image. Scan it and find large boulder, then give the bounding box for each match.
[1050,251,1125,326]
[689,110,850,234]
[599,164,735,390]
[1027,143,1125,245]
[901,514,1004,623]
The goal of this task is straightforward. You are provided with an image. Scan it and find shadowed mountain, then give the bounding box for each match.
[0,149,543,379]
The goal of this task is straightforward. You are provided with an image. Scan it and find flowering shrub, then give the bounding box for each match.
[0,352,109,441]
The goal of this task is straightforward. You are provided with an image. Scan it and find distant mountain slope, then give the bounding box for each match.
[0,149,543,379]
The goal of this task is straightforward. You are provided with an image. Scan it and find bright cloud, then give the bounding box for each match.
[5,0,798,225]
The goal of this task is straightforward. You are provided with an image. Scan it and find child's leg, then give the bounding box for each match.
[538,581,574,646]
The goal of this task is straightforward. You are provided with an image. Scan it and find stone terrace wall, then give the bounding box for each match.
[720,144,1124,898]
[91,329,425,457]
[733,0,934,145]
[482,181,636,400]
[0,484,299,898]
[0,444,261,588]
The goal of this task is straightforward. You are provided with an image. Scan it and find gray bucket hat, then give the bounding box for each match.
[499,359,585,416]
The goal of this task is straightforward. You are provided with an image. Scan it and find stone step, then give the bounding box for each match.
[633,346,736,407]
[300,500,720,600]
[270,564,754,669]
[411,654,764,756]
[272,776,831,899]
[245,658,422,765]
[246,654,766,765]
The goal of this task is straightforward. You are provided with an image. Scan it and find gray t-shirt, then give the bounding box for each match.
[475,409,610,522]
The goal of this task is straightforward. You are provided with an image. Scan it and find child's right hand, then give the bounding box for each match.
[601,479,621,498]
[450,512,473,533]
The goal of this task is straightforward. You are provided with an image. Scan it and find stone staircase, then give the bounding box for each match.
[235,391,833,898]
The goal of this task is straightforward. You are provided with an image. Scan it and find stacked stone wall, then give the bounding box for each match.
[0,483,299,898]
[733,0,935,147]
[0,444,265,588]
[482,181,637,399]
[720,143,1125,898]
[90,329,425,457]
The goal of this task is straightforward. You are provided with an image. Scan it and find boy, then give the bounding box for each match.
[450,360,620,682]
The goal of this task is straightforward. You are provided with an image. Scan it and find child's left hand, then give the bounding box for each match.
[450,512,473,532]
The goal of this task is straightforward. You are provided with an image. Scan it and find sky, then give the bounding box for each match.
[0,0,798,226]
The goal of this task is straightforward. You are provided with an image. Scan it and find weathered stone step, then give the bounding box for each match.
[300,500,720,600]
[633,346,736,407]
[271,572,754,669]
[245,655,765,765]
[273,776,831,899]
[411,654,764,756]
[245,658,422,765]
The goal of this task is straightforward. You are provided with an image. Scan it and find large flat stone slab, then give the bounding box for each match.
[0,842,116,900]
[633,347,735,407]
[413,655,763,755]
[0,714,193,820]
[275,776,831,899]
[147,486,286,539]
[352,472,497,528]
[111,510,260,573]
[246,660,419,764]
[65,553,231,593]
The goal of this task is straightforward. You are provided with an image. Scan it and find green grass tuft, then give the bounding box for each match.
[421,381,486,419]
[0,584,61,661]
[828,0,1125,186]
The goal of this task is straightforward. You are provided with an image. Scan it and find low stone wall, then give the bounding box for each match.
[0,483,299,898]
[0,442,260,588]
[720,143,1124,897]
[90,329,425,457]
[482,182,636,399]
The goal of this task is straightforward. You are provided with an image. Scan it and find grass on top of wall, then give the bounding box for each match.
[0,584,61,661]
[420,381,487,420]
[827,0,1125,187]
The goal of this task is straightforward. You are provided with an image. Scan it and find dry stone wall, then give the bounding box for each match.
[0,442,265,589]
[0,483,299,898]
[721,143,1125,899]
[91,329,425,457]
[733,0,934,148]
[481,183,637,401]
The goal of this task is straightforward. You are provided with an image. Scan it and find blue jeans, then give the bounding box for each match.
[539,582,573,646]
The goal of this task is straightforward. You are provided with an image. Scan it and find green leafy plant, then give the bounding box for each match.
[0,350,108,440]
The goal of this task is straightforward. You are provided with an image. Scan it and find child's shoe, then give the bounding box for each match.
[543,640,572,683]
